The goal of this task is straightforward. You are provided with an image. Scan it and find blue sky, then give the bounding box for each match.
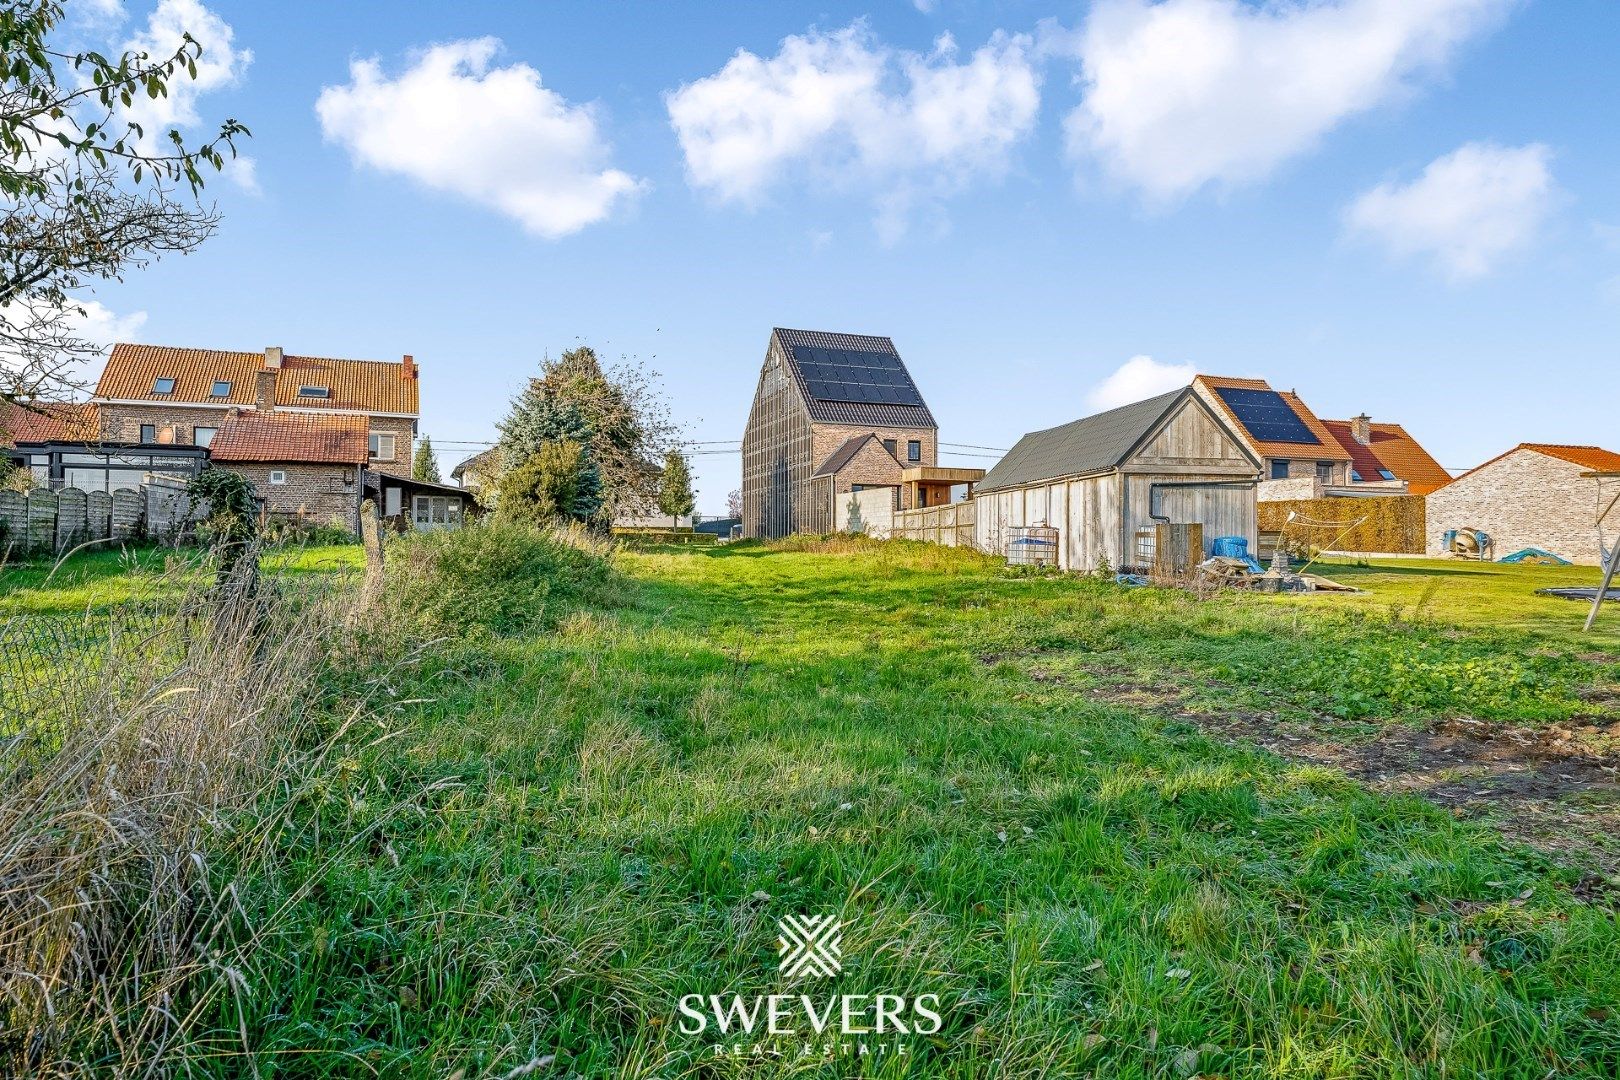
[64,0,1620,512]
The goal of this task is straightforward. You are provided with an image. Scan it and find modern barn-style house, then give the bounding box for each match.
[973,386,1262,572]
[741,328,945,539]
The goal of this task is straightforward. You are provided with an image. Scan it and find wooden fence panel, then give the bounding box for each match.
[112,488,142,541]
[55,488,88,551]
[26,491,56,552]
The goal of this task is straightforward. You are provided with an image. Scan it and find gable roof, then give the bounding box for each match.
[771,328,936,429]
[1520,443,1620,473]
[977,387,1196,494]
[95,344,420,416]
[812,433,900,477]
[0,400,99,445]
[208,411,369,465]
[1321,419,1452,494]
[1193,375,1352,463]
[451,446,501,481]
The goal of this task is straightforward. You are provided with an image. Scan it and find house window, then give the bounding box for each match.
[882,438,897,458]
[194,426,217,448]
[907,439,921,463]
[139,423,156,443]
[152,377,175,394]
[1316,462,1334,482]
[269,470,287,485]
[297,385,330,399]
[1270,459,1290,480]
[1378,469,1396,481]
[1350,469,1363,482]
[211,380,232,397]
[412,495,462,527]
[369,432,396,460]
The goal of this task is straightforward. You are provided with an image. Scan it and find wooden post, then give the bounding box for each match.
[359,498,385,612]
[1154,522,1203,577]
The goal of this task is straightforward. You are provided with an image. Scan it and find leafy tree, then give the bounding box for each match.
[2,0,249,404]
[497,345,675,523]
[412,435,441,482]
[187,467,256,583]
[495,439,599,525]
[657,449,694,527]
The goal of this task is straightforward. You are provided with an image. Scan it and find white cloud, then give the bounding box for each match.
[316,38,644,238]
[123,0,251,147]
[665,22,1039,238]
[1,296,146,388]
[913,0,939,13]
[1085,355,1195,410]
[71,0,126,29]
[1062,0,1514,203]
[1343,141,1554,280]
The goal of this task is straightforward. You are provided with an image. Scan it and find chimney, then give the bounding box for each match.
[265,346,284,369]
[255,369,277,412]
[402,353,417,380]
[1351,413,1372,446]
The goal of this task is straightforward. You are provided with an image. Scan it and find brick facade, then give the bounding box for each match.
[100,403,235,446]
[101,404,414,479]
[810,423,936,480]
[232,462,362,533]
[1425,448,1608,564]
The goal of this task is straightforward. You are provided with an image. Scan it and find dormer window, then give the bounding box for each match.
[153,377,175,394]
[297,385,330,399]
[211,380,232,397]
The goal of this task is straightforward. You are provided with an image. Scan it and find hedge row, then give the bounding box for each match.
[1258,494,1426,554]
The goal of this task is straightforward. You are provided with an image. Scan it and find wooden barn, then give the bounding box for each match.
[973,387,1262,572]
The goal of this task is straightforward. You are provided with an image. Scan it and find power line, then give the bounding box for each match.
[941,442,1007,452]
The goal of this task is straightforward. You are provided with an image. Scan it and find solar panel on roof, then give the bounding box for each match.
[1214,386,1320,445]
[791,345,924,406]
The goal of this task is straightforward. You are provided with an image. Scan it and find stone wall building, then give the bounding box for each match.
[92,343,419,477]
[207,411,370,531]
[740,328,943,538]
[1425,443,1620,564]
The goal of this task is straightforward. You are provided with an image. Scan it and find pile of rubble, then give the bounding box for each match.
[1196,548,1359,593]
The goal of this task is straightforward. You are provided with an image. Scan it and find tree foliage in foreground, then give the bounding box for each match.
[497,346,675,525]
[1,0,249,404]
[495,439,599,525]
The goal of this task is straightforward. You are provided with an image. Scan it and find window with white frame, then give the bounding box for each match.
[369,432,396,460]
[269,470,287,485]
[412,494,462,527]
[194,426,217,448]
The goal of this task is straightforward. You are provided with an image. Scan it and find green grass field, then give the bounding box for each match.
[4,538,1619,1077]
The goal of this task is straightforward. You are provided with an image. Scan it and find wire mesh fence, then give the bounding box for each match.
[0,604,186,741]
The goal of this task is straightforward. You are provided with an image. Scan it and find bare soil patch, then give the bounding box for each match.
[1084,674,1620,882]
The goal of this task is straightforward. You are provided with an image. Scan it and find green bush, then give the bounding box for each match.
[610,527,716,546]
[381,519,621,635]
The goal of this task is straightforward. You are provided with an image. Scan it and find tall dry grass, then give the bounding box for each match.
[0,549,354,1077]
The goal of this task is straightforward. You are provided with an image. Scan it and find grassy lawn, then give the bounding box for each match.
[0,543,362,615]
[1292,556,1620,646]
[4,537,1618,1076]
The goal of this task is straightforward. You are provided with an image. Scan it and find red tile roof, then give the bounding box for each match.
[1521,443,1620,474]
[1321,420,1453,495]
[1192,375,1352,462]
[94,344,419,415]
[208,411,369,465]
[0,400,100,445]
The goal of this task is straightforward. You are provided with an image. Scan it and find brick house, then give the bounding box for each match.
[1191,376,1353,497]
[1319,415,1452,495]
[91,344,419,477]
[741,328,943,538]
[206,411,370,529]
[1425,443,1620,564]
[450,445,502,505]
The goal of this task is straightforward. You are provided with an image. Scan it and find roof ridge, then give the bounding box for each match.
[112,342,409,368]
